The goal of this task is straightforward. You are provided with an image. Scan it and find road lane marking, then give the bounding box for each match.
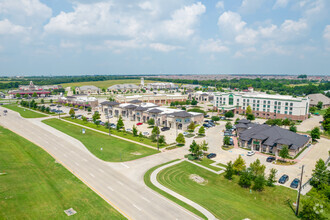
[141,196,151,203]
[98,168,105,173]
[107,186,114,191]
[121,163,129,168]
[132,204,142,211]
[117,180,124,186]
[89,173,95,177]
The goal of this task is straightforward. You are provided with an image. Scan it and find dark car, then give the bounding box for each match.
[278,174,289,184]
[161,127,170,131]
[50,104,56,107]
[203,123,211,128]
[204,115,210,118]
[290,178,300,188]
[229,138,234,145]
[208,122,215,126]
[207,153,216,159]
[204,120,209,123]
[266,156,276,162]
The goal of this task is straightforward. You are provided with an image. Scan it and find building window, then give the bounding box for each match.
[229,94,234,105]
[243,99,245,102]
[253,108,255,111]
[274,106,277,109]
[247,99,250,103]
[263,105,266,108]
[275,101,277,105]
[285,102,288,106]
[268,101,270,104]
[290,103,293,106]
[237,99,239,103]
[253,104,255,107]
[257,100,260,103]
[289,112,292,115]
[290,107,293,110]
[267,105,270,108]
[278,102,281,105]
[264,100,266,104]
[257,104,259,107]
[278,110,280,113]
[267,109,270,112]
[285,111,287,114]
[285,107,288,110]
[253,100,256,103]
[263,109,266,112]
[243,107,245,110]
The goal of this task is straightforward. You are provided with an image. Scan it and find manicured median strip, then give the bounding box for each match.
[144,160,207,220]
[157,161,299,220]
[3,104,47,118]
[0,125,125,219]
[63,117,167,148]
[43,118,159,162]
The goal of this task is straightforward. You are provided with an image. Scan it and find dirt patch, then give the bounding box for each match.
[189,174,208,185]
[131,152,142,155]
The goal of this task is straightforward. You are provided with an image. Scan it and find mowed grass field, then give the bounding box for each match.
[0,126,125,219]
[43,119,159,162]
[61,79,157,89]
[3,104,47,118]
[158,161,298,220]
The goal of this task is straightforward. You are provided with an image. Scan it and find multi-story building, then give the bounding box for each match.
[188,91,214,102]
[100,101,203,130]
[75,85,101,95]
[213,92,310,120]
[107,84,140,92]
[58,95,99,108]
[116,94,187,105]
[146,82,178,90]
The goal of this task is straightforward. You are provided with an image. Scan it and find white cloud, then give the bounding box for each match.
[273,0,289,9]
[218,11,246,33]
[239,0,265,13]
[0,19,30,35]
[199,39,229,52]
[149,43,182,52]
[215,1,224,10]
[162,2,206,39]
[234,51,245,58]
[60,40,81,49]
[323,25,330,43]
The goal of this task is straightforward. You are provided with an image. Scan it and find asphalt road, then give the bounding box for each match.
[0,107,200,220]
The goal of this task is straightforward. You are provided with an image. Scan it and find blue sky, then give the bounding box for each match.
[0,0,329,76]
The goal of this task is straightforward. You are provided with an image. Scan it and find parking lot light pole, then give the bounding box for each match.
[295,165,304,216]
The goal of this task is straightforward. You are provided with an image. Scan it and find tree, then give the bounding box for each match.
[82,116,87,123]
[225,122,232,130]
[316,101,323,110]
[189,140,200,156]
[309,106,316,113]
[15,93,21,98]
[158,135,165,145]
[267,168,278,187]
[311,127,320,141]
[198,126,205,135]
[279,145,289,160]
[94,120,100,127]
[246,114,255,121]
[224,161,234,180]
[92,111,100,123]
[41,99,44,104]
[211,116,220,121]
[282,118,291,127]
[322,107,330,133]
[289,125,297,133]
[253,175,266,191]
[139,132,143,140]
[32,92,37,98]
[235,118,240,124]
[246,105,252,115]
[249,159,266,178]
[224,111,234,118]
[50,99,53,103]
[191,97,198,105]
[200,140,209,152]
[24,94,28,99]
[223,136,230,145]
[310,159,329,190]
[187,121,195,131]
[301,191,327,220]
[117,115,124,130]
[132,125,138,136]
[233,155,246,174]
[152,126,160,135]
[69,108,75,118]
[87,107,91,112]
[176,133,186,145]
[147,118,155,126]
[239,169,252,188]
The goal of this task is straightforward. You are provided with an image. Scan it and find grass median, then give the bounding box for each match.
[158,161,299,220]
[3,104,47,118]
[0,125,125,219]
[63,117,167,148]
[43,118,159,162]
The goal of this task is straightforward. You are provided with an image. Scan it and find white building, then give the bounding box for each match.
[213,92,310,120]
[146,82,178,90]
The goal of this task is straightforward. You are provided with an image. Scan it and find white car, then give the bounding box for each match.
[125,128,132,132]
[142,132,149,136]
[247,151,255,156]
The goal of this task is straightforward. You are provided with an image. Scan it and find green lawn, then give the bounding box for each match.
[63,117,167,148]
[61,79,157,89]
[193,158,222,171]
[0,125,125,219]
[144,160,207,219]
[314,109,327,116]
[158,161,298,220]
[43,119,159,162]
[3,104,47,118]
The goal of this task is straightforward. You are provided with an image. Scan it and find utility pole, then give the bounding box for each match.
[295,165,304,216]
[157,134,160,151]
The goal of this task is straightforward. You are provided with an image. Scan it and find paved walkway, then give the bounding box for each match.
[150,159,218,220]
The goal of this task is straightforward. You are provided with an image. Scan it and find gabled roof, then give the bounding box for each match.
[307,93,330,105]
[100,101,120,106]
[79,85,100,91]
[129,99,142,104]
[170,111,193,118]
[237,119,250,124]
[123,104,138,109]
[148,108,163,114]
[135,106,148,111]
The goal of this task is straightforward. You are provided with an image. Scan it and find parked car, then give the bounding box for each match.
[266,156,276,162]
[247,151,255,156]
[203,123,212,128]
[278,174,289,184]
[208,122,215,127]
[204,115,210,118]
[161,127,170,131]
[220,116,226,120]
[229,138,234,145]
[142,132,149,136]
[290,178,300,188]
[50,104,56,107]
[125,128,132,132]
[204,120,209,123]
[136,122,143,126]
[207,153,216,159]
[224,132,233,136]
[183,132,189,136]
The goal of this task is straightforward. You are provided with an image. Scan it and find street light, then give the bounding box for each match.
[106,109,111,136]
[295,165,305,216]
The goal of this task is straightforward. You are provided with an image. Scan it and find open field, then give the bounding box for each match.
[0,125,125,219]
[158,161,299,220]
[43,118,159,162]
[3,104,47,118]
[63,117,167,148]
[61,79,157,89]
[144,160,207,219]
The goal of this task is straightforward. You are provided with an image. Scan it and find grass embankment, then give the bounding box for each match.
[143,160,207,220]
[43,119,158,162]
[193,158,222,171]
[63,117,166,148]
[158,161,298,220]
[3,104,47,118]
[0,126,125,219]
[61,79,156,89]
